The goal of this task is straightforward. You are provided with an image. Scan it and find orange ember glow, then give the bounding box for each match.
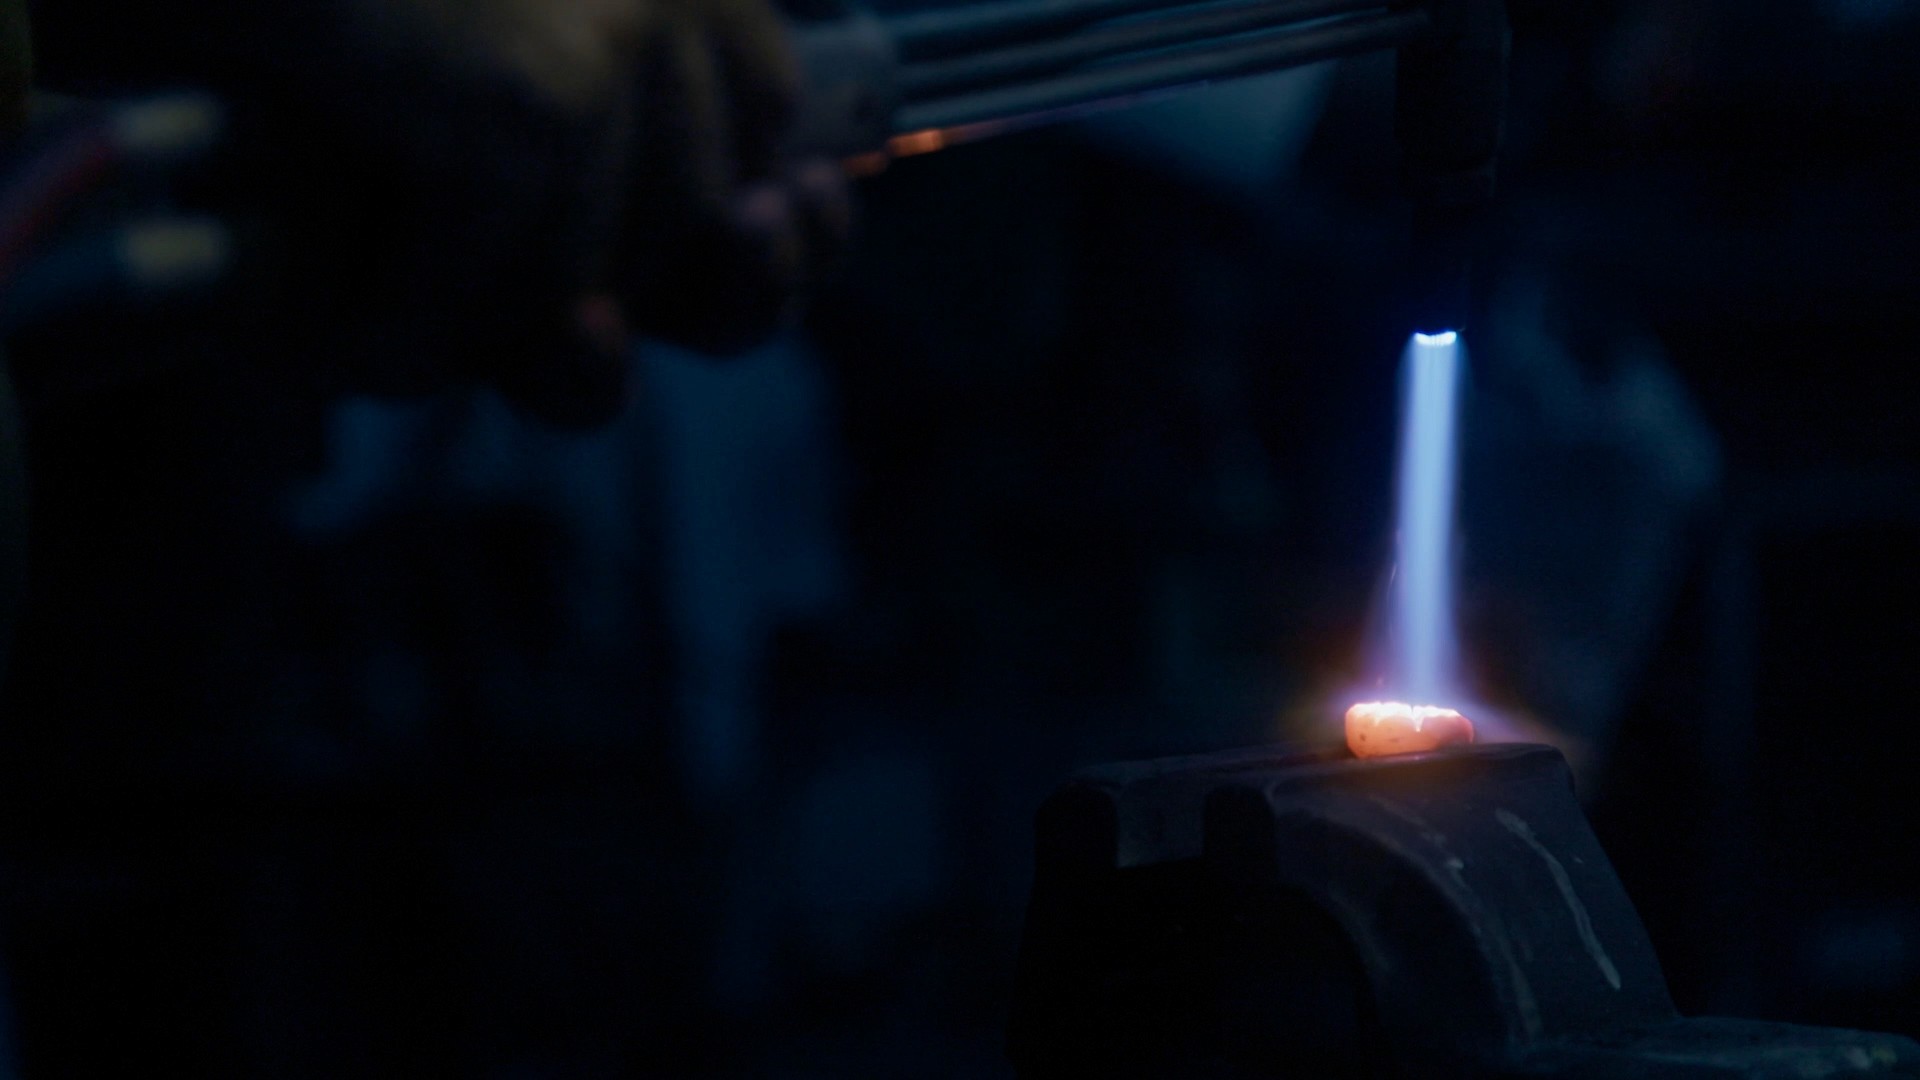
[1345,701,1475,758]
[887,129,949,157]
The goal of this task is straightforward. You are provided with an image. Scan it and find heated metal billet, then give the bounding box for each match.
[895,8,1428,136]
[897,0,1390,99]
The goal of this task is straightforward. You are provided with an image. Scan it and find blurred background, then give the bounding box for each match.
[0,0,1917,1075]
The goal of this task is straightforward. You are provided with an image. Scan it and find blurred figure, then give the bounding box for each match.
[21,0,847,419]
[0,1,847,1076]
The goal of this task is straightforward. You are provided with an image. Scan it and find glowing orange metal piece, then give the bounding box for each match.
[1345,701,1475,758]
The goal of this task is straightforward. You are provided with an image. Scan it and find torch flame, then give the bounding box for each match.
[1345,701,1474,758]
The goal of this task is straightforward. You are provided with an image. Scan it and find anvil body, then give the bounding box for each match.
[1008,743,1920,1078]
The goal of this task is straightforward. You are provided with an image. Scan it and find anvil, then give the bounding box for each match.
[1008,743,1920,1078]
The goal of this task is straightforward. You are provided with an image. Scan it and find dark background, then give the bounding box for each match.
[2,0,1918,1074]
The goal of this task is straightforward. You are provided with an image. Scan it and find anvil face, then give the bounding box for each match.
[1008,743,1920,1079]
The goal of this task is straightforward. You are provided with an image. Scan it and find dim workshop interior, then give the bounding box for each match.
[1,0,1917,1076]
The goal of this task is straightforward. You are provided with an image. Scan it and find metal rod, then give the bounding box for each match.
[894,8,1429,133]
[889,0,1193,60]
[899,0,1389,100]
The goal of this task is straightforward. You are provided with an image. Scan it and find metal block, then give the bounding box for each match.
[1008,743,1920,1078]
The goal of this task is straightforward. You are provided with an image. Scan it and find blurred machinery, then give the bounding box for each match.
[792,0,1507,333]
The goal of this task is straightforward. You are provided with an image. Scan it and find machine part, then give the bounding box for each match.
[895,7,1428,134]
[1398,0,1508,333]
[791,0,1440,157]
[898,0,1388,99]
[887,0,1206,60]
[790,0,1507,336]
[1008,742,1920,1078]
[790,7,903,163]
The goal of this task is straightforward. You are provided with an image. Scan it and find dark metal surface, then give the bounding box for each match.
[1396,0,1508,332]
[897,0,1389,98]
[1207,744,1673,1066]
[791,9,903,159]
[894,9,1429,134]
[889,0,1202,60]
[791,0,1441,155]
[1008,742,1920,1078]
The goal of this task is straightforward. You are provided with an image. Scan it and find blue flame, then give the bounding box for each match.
[1389,331,1464,702]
